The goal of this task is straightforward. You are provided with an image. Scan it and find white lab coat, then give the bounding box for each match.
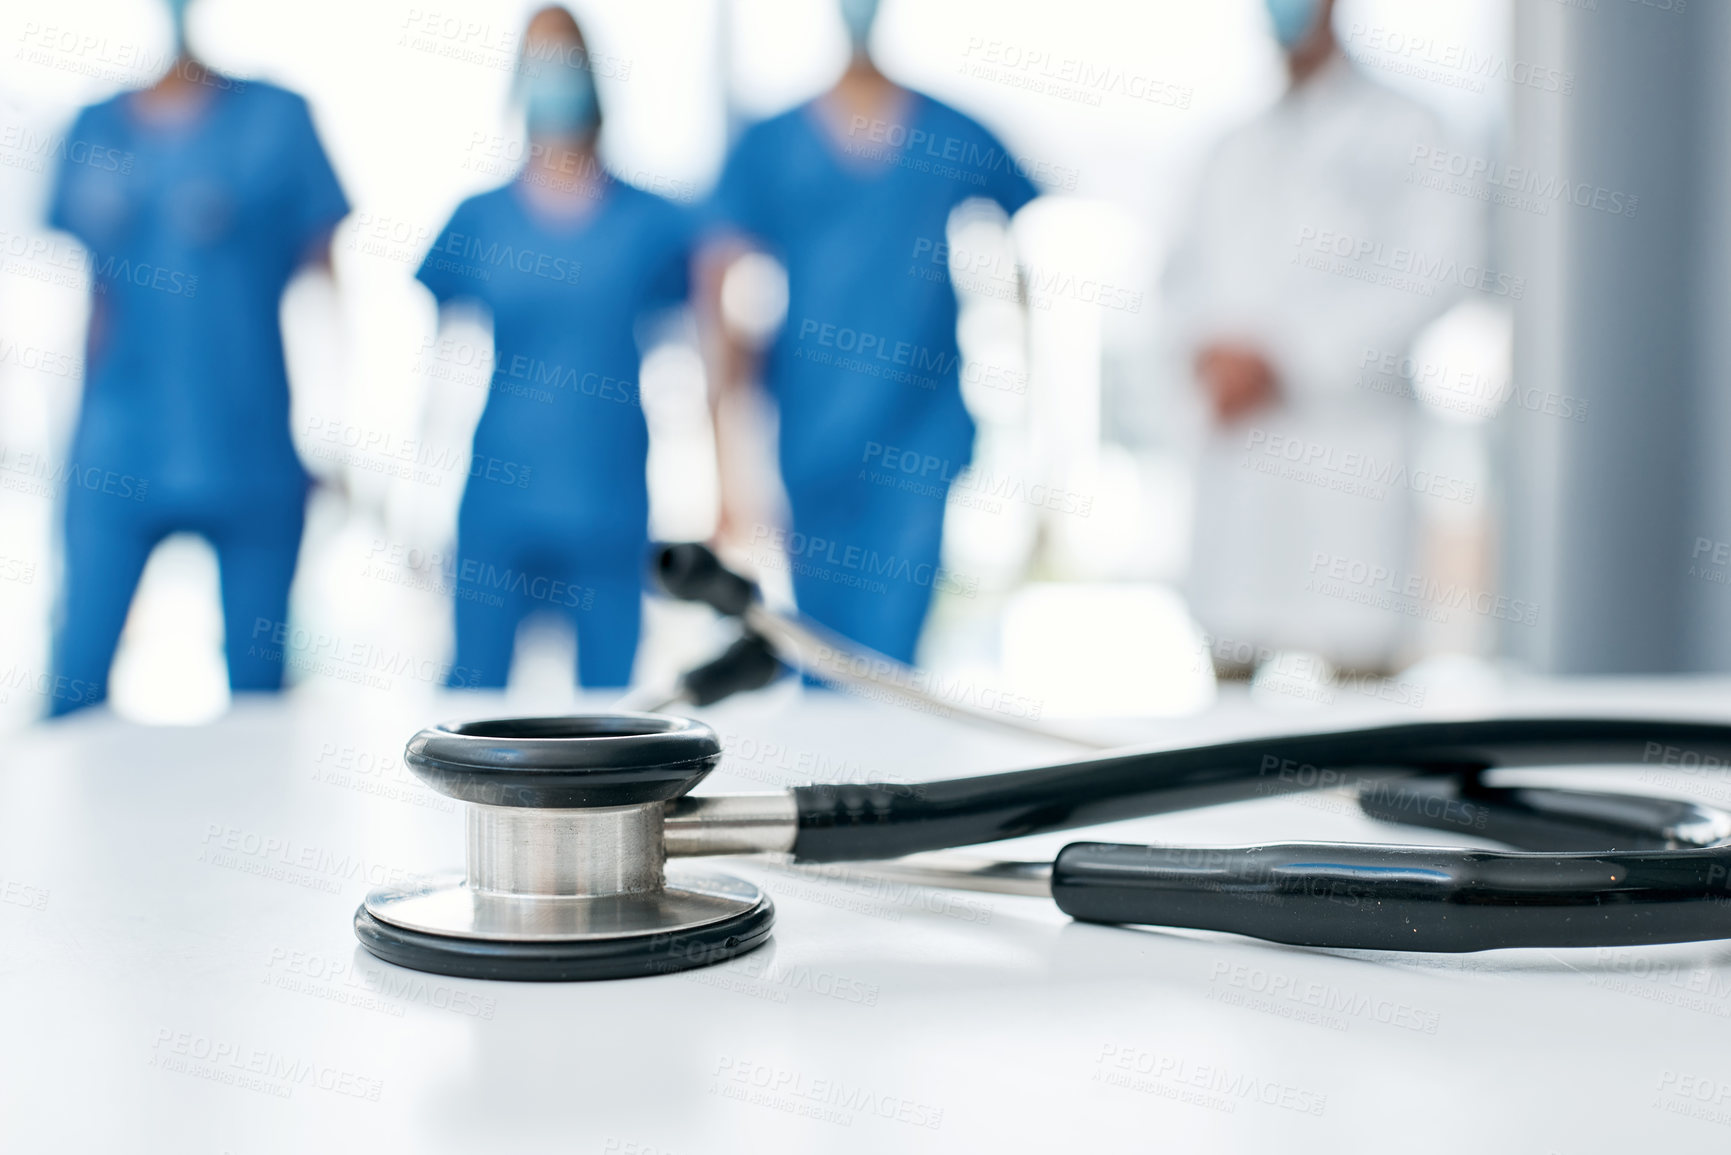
[1164,55,1481,670]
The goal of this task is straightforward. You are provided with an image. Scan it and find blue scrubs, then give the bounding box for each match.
[416,178,692,688]
[46,80,348,715]
[708,93,1037,663]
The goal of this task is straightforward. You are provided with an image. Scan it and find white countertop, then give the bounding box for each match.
[6,679,1731,1153]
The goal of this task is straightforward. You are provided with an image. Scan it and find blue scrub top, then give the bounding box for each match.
[49,80,349,500]
[707,92,1038,502]
[415,178,692,538]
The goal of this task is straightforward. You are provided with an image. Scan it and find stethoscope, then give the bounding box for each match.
[352,545,1731,982]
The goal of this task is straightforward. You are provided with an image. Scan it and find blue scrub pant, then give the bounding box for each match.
[785,481,950,667]
[448,508,644,690]
[50,484,305,716]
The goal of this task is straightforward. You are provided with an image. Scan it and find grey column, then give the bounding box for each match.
[1682,0,1731,670]
[1501,0,1726,673]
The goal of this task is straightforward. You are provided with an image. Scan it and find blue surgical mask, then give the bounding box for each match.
[521,58,598,138]
[838,0,881,51]
[1263,0,1321,49]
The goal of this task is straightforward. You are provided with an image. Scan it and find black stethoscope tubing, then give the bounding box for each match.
[789,717,1731,951]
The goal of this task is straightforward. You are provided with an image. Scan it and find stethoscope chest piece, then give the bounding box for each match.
[354,715,773,981]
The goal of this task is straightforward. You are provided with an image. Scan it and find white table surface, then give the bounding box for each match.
[7,678,1731,1153]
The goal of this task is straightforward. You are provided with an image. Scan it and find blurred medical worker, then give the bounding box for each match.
[702,0,1039,665]
[1164,0,1479,674]
[417,6,691,689]
[45,0,348,715]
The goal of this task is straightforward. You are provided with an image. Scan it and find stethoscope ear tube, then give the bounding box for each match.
[649,541,1113,747]
[656,543,760,617]
[1049,840,1731,952]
